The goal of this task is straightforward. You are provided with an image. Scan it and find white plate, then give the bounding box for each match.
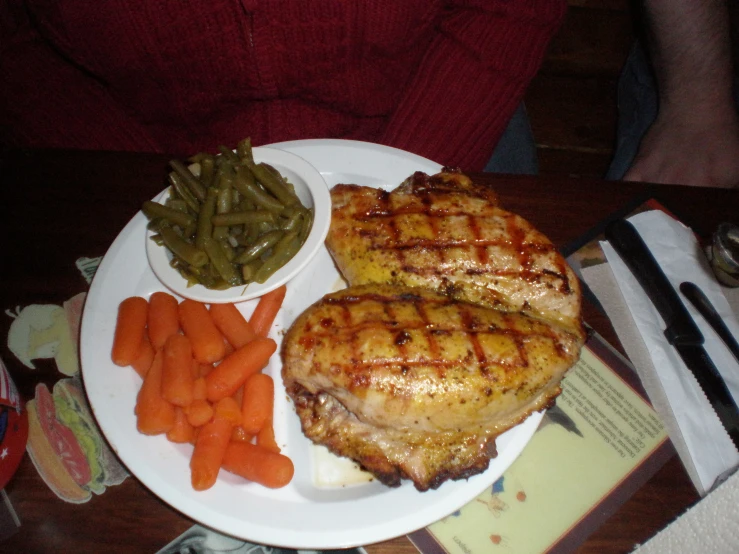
[146,147,331,304]
[81,139,542,549]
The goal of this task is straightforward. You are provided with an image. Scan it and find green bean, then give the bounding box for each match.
[159,226,208,268]
[234,230,284,264]
[279,208,304,232]
[169,159,207,202]
[212,210,275,227]
[216,168,234,204]
[237,137,255,165]
[246,161,298,207]
[298,208,313,244]
[261,163,296,194]
[213,172,233,240]
[168,172,201,213]
[218,145,241,165]
[165,198,190,214]
[144,137,315,291]
[195,188,217,249]
[199,155,216,188]
[220,239,237,262]
[233,165,285,213]
[254,231,299,283]
[142,200,196,228]
[237,220,260,247]
[241,260,261,283]
[202,238,241,286]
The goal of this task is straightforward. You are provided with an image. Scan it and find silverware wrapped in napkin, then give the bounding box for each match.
[578,210,739,495]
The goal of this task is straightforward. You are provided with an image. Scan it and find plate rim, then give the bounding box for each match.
[80,138,542,549]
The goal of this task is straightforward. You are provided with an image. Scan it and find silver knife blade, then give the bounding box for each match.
[605,219,739,450]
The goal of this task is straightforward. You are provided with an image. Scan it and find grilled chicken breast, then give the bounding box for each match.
[282,169,585,491]
[326,170,583,336]
[282,284,584,491]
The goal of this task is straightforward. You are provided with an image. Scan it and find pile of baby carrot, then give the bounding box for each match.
[111,284,294,491]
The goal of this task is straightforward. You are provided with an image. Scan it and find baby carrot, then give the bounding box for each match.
[190,404,235,491]
[222,441,294,488]
[209,303,257,349]
[191,358,201,379]
[249,285,286,337]
[167,407,196,444]
[112,296,148,366]
[147,291,180,350]
[136,349,176,435]
[192,377,207,402]
[205,337,277,402]
[131,334,155,379]
[178,299,226,364]
[231,426,252,443]
[162,334,195,407]
[186,399,214,428]
[197,362,213,378]
[214,396,242,427]
[241,373,274,435]
[256,415,281,454]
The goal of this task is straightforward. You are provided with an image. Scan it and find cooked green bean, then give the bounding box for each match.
[279,208,304,232]
[199,156,216,188]
[241,260,261,282]
[202,237,241,286]
[298,208,313,244]
[246,161,298,207]
[143,137,315,290]
[142,200,196,228]
[218,145,241,165]
[234,230,284,264]
[253,231,299,283]
[212,210,275,227]
[168,172,201,213]
[237,220,260,247]
[237,137,255,165]
[232,165,285,213]
[195,188,217,249]
[159,226,208,267]
[212,172,233,240]
[165,198,190,214]
[170,159,207,202]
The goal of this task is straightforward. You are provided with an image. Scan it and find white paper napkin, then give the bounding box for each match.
[598,210,739,494]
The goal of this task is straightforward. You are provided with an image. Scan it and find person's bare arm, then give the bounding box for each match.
[624,0,739,188]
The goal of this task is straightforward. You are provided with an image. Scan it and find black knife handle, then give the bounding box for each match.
[605,219,704,346]
[681,281,739,364]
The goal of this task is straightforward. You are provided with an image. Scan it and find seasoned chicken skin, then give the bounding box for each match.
[281,284,584,491]
[326,170,583,336]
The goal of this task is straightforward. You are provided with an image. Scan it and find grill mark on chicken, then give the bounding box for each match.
[284,170,586,491]
[282,284,580,491]
[321,290,547,374]
[326,174,583,335]
[348,210,570,294]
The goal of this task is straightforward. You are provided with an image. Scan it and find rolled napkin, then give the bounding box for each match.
[631,466,739,553]
[581,210,739,495]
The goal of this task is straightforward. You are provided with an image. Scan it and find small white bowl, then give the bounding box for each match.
[145,146,331,304]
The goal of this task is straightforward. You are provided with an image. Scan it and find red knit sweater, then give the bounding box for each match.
[1,0,565,170]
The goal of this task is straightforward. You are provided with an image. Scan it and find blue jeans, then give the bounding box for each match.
[483,103,539,175]
[607,43,659,180]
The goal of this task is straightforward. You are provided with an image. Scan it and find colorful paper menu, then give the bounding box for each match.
[409,333,672,553]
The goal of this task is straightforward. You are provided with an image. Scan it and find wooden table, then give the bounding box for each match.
[1,148,735,553]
